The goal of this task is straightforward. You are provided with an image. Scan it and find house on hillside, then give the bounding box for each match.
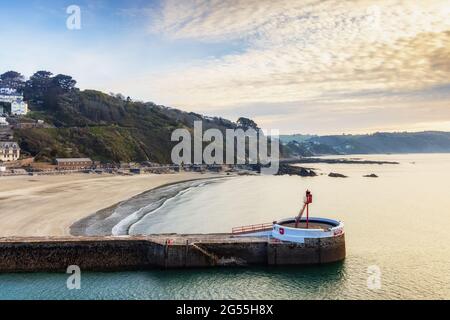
[0,141,20,162]
[11,98,28,115]
[0,117,7,126]
[0,88,28,116]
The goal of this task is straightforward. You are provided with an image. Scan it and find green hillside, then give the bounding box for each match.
[3,70,240,163]
[16,88,243,163]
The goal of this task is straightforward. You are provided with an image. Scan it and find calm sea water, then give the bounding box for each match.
[1,154,450,299]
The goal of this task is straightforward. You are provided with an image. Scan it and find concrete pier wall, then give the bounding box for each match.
[0,234,345,272]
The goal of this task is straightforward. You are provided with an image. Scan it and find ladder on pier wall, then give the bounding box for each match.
[190,243,220,265]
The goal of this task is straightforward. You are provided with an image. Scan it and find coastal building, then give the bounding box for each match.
[0,141,20,162]
[0,88,28,116]
[0,88,16,95]
[55,158,93,170]
[0,129,13,141]
[11,98,28,115]
[9,119,47,129]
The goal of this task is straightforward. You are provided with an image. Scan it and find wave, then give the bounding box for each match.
[112,183,203,235]
[71,177,224,236]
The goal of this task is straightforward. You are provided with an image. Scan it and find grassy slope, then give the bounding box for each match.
[15,90,185,163]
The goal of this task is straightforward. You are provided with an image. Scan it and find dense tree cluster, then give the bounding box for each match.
[237,117,259,130]
[0,70,77,106]
[23,71,77,106]
[0,71,25,91]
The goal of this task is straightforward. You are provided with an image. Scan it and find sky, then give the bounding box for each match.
[0,0,449,134]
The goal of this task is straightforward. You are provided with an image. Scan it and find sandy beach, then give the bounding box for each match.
[0,172,219,237]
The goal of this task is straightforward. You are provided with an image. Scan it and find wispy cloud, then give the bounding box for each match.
[143,0,450,132]
[1,0,449,133]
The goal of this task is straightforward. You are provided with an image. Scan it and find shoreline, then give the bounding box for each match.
[0,172,225,237]
[281,157,399,165]
[70,176,231,237]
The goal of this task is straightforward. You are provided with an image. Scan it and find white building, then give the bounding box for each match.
[0,141,20,162]
[0,88,28,116]
[11,98,28,115]
[0,116,8,126]
[0,88,16,95]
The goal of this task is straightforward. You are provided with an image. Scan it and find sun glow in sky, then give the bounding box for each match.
[1,0,449,134]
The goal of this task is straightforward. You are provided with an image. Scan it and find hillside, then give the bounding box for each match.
[3,70,293,164]
[15,89,241,163]
[6,70,450,163]
[0,69,240,163]
[280,132,450,156]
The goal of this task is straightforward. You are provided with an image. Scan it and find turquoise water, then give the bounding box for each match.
[1,154,450,299]
[0,259,394,300]
[1,264,347,300]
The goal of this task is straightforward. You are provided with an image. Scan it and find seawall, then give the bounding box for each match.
[0,234,345,272]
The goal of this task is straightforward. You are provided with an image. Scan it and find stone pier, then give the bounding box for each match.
[0,234,345,272]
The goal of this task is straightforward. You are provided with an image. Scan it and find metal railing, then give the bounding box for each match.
[232,222,273,234]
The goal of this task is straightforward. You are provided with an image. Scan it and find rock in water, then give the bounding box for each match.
[363,173,378,178]
[299,167,317,176]
[277,164,317,176]
[328,172,348,178]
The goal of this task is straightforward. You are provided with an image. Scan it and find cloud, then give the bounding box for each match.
[144,0,450,120]
[3,0,449,134]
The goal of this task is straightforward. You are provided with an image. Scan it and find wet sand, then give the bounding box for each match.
[0,172,220,237]
[70,177,227,236]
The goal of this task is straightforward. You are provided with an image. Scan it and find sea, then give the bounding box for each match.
[1,153,449,299]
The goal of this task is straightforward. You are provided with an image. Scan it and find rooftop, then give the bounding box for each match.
[55,158,92,163]
[0,141,19,148]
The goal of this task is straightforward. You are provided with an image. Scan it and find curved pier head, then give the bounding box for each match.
[236,217,346,265]
[272,217,344,243]
[271,217,346,265]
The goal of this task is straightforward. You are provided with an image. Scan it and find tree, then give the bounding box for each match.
[24,71,78,109]
[24,71,53,103]
[0,71,25,91]
[27,71,53,91]
[29,71,53,85]
[237,117,259,130]
[0,71,24,81]
[51,74,77,92]
[115,93,126,101]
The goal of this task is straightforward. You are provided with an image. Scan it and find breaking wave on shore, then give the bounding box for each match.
[70,178,223,236]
